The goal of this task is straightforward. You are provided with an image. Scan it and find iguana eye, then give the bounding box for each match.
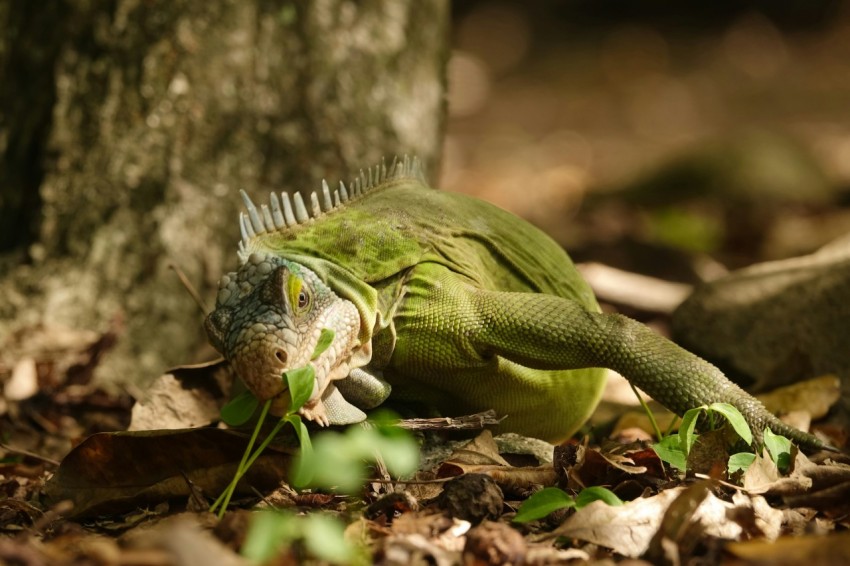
[285,272,310,313]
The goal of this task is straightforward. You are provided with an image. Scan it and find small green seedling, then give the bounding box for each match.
[763,427,793,473]
[211,365,315,518]
[513,486,623,523]
[727,452,757,473]
[728,428,793,475]
[213,329,419,522]
[220,390,260,427]
[241,509,359,564]
[651,402,753,472]
[311,328,335,361]
[239,413,418,563]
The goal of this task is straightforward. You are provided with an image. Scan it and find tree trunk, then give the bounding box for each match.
[0,0,449,389]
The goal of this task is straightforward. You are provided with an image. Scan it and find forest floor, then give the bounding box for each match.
[1,341,848,565]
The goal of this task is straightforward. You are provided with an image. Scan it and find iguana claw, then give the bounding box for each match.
[299,398,330,427]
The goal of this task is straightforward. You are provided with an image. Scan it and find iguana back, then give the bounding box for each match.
[243,171,598,308]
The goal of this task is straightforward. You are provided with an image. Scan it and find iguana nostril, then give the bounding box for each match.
[274,349,288,365]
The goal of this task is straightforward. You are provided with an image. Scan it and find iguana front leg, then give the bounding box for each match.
[398,264,828,450]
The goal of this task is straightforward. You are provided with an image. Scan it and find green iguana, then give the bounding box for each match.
[204,157,828,449]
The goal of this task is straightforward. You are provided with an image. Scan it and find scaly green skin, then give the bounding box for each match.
[205,159,828,449]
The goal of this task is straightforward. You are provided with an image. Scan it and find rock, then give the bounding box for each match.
[672,234,850,425]
[436,474,503,524]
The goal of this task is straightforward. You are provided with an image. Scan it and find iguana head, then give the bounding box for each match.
[207,157,424,422]
[205,252,361,422]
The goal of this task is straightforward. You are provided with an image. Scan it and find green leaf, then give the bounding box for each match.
[291,417,419,493]
[241,510,299,562]
[286,414,315,487]
[311,328,336,360]
[678,406,704,455]
[302,514,356,564]
[283,365,315,413]
[375,434,419,478]
[708,403,753,445]
[360,416,419,477]
[513,487,575,522]
[307,431,366,494]
[728,452,756,473]
[220,390,259,426]
[242,511,355,565]
[575,486,624,508]
[763,428,792,472]
[287,415,313,455]
[653,434,687,472]
[367,409,402,430]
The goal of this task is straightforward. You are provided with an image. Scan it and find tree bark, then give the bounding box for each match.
[0,0,449,388]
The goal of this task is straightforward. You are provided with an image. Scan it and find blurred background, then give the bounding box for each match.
[443,0,850,281]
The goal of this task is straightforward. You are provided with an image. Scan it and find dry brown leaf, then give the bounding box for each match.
[646,481,736,564]
[129,360,231,431]
[463,521,526,566]
[40,532,125,564]
[525,545,592,563]
[122,513,247,566]
[436,430,509,478]
[43,428,292,517]
[381,512,468,566]
[784,480,850,513]
[567,444,662,492]
[726,530,850,565]
[795,452,850,488]
[742,449,784,494]
[756,375,841,420]
[435,431,559,492]
[553,485,758,558]
[598,446,652,475]
[436,461,557,495]
[739,447,850,514]
[401,471,446,502]
[744,448,817,496]
[730,491,783,541]
[441,430,511,467]
[553,488,683,557]
[488,465,559,492]
[0,498,43,529]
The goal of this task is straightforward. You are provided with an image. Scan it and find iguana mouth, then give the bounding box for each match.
[226,297,363,423]
[230,329,295,402]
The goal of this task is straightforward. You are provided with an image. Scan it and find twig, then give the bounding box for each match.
[168,263,208,316]
[577,262,691,314]
[0,442,61,467]
[250,484,275,508]
[367,476,456,484]
[693,473,744,492]
[180,470,209,511]
[394,410,503,431]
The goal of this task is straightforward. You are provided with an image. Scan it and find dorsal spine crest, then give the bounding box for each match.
[237,156,425,263]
